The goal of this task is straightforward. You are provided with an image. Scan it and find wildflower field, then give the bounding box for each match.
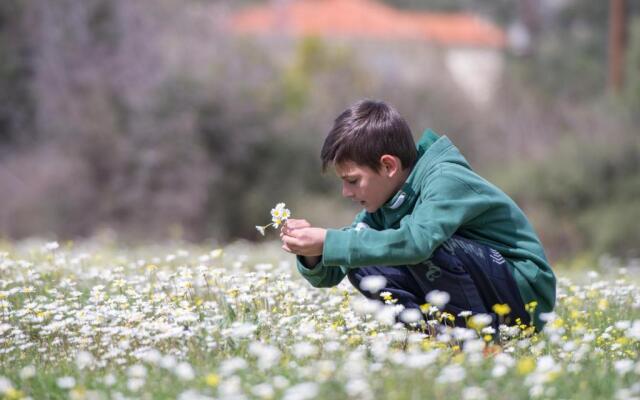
[1,239,639,400]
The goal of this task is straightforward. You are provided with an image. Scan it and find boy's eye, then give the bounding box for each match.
[347,179,358,184]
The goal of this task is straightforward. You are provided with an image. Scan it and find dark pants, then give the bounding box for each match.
[347,235,530,329]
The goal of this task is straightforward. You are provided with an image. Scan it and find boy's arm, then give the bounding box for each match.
[295,256,347,288]
[322,175,490,268]
[295,210,378,288]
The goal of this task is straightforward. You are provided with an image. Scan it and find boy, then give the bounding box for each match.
[281,100,556,331]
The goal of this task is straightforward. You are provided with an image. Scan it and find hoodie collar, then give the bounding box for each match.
[416,129,440,158]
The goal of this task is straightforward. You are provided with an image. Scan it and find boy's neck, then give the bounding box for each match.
[393,167,412,193]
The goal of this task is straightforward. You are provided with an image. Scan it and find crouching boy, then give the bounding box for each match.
[281,100,556,332]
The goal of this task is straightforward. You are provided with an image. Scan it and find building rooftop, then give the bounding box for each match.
[229,0,506,48]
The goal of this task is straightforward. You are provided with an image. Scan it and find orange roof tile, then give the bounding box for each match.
[229,0,506,48]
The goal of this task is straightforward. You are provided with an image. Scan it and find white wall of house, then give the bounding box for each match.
[358,41,505,108]
[445,47,504,107]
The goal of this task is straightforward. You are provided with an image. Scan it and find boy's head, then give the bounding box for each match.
[321,100,417,212]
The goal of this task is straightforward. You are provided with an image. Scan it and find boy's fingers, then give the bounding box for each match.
[287,227,313,239]
[285,219,311,230]
[283,222,294,232]
[282,224,298,236]
[283,230,300,239]
[282,235,302,250]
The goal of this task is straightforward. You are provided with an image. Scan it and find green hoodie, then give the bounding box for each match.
[297,130,556,331]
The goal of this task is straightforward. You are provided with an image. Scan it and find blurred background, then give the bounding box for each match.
[0,0,638,264]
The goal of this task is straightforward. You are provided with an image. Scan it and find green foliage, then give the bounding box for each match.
[383,0,516,23]
[579,199,640,257]
[494,133,640,259]
[509,10,605,99]
[0,0,638,260]
[279,36,369,111]
[623,17,640,122]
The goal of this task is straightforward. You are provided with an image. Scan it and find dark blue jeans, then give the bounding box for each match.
[347,235,530,329]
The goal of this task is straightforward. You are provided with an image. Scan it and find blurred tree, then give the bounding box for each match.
[387,0,639,102]
[510,0,640,100]
[0,0,34,151]
[623,17,640,121]
[384,0,515,23]
[0,0,637,260]
[495,130,640,259]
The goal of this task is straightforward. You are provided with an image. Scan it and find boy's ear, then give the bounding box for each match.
[379,155,402,177]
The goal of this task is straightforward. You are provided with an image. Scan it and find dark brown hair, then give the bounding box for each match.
[321,100,417,172]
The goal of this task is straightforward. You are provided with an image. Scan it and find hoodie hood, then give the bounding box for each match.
[379,130,467,226]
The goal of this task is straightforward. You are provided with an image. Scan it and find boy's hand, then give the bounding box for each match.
[281,219,326,257]
[281,218,312,234]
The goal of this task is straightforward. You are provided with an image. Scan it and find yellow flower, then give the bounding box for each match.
[517,356,536,375]
[616,337,629,346]
[525,301,538,313]
[492,303,511,316]
[270,203,290,226]
[597,299,608,310]
[347,335,362,346]
[273,217,283,229]
[5,388,25,400]
[380,291,394,302]
[205,373,220,387]
[440,312,455,322]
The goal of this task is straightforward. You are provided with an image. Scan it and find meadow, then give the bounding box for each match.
[0,239,639,400]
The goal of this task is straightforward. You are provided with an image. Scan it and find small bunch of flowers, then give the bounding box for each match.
[256,203,291,236]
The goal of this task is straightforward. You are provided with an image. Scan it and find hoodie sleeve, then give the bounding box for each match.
[322,174,491,267]
[296,210,380,288]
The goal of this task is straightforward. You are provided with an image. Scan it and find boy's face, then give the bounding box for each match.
[335,160,399,213]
